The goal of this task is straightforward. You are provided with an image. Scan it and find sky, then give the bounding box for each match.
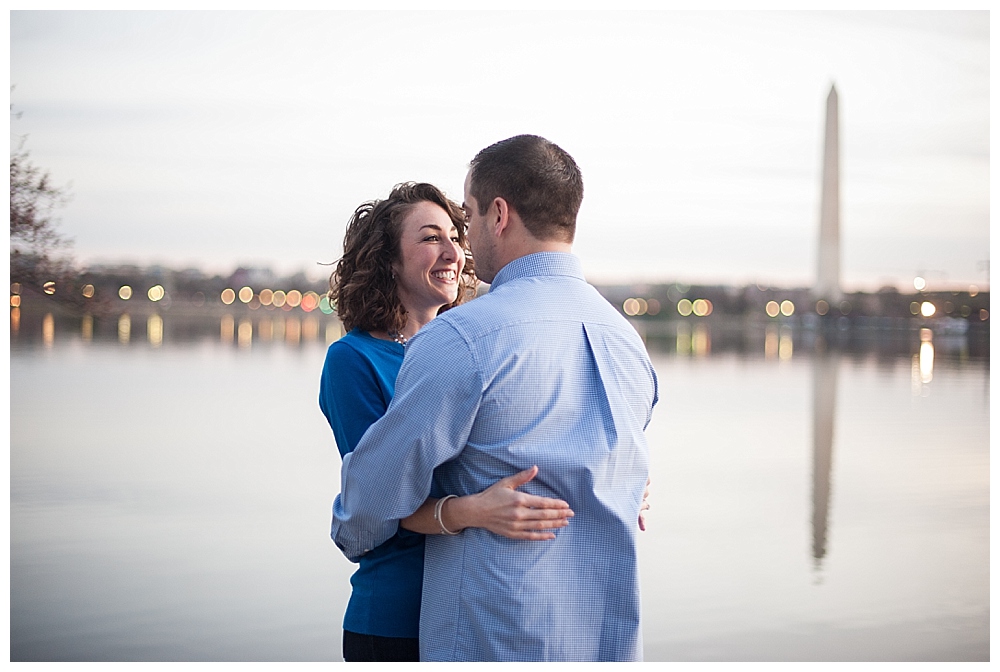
[9,10,991,291]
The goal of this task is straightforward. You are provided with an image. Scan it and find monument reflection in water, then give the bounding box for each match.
[9,309,988,662]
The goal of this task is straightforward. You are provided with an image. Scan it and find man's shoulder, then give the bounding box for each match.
[434,276,634,338]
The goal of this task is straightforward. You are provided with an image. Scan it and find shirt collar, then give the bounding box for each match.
[490,252,585,290]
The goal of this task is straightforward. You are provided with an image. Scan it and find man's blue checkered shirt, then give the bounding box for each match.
[331,252,659,661]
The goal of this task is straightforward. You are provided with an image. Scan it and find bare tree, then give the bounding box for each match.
[10,105,73,286]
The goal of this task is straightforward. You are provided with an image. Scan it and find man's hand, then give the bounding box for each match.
[446,466,574,540]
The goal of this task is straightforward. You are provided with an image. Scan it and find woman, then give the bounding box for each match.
[319,182,573,662]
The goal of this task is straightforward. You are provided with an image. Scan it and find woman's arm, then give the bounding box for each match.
[400,466,574,540]
[639,477,650,531]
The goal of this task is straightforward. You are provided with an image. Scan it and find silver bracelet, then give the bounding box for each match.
[434,495,460,536]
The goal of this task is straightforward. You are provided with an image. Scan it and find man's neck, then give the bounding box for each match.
[501,237,573,268]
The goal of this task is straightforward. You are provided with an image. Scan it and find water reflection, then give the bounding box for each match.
[917,328,935,386]
[221,315,235,344]
[779,327,793,360]
[326,321,343,344]
[675,322,711,357]
[238,319,253,349]
[118,314,130,345]
[148,314,163,348]
[811,346,838,574]
[285,317,301,345]
[9,311,988,370]
[765,326,778,359]
[302,317,319,342]
[42,313,54,349]
[9,314,991,661]
[82,314,93,342]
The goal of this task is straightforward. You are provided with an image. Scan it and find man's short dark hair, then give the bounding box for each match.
[469,135,583,243]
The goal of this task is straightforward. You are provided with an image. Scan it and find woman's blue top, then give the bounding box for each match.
[318,328,423,639]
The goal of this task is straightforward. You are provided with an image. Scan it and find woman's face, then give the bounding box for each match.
[392,201,466,316]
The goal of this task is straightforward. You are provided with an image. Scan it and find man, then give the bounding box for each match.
[331,135,658,661]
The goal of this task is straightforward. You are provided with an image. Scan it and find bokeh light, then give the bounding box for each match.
[119,285,133,300]
[43,281,56,295]
[320,296,335,315]
[646,298,661,315]
[676,322,691,355]
[286,290,303,309]
[302,317,319,341]
[238,319,253,349]
[238,286,253,304]
[301,291,320,313]
[148,285,165,302]
[10,295,21,308]
[285,317,301,344]
[148,314,163,347]
[909,301,920,316]
[259,319,273,342]
[81,284,95,298]
[272,290,287,308]
[82,314,93,342]
[913,276,926,291]
[764,326,778,359]
[118,314,131,344]
[11,283,21,295]
[920,301,936,317]
[326,321,343,343]
[692,299,712,317]
[259,289,274,306]
[780,300,795,316]
[221,315,235,343]
[221,288,236,305]
[765,301,780,318]
[42,313,54,348]
[919,340,934,384]
[677,298,693,317]
[692,324,710,356]
[779,328,793,360]
[815,300,829,316]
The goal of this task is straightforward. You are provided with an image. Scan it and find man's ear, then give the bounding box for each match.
[493,197,511,237]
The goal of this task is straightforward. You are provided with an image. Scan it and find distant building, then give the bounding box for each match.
[815,84,842,303]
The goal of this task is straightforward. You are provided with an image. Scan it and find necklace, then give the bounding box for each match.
[388,330,408,345]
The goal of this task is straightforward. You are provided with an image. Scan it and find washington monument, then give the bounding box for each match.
[815,84,841,302]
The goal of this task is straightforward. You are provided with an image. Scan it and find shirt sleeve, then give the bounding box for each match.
[330,320,483,561]
[318,340,391,458]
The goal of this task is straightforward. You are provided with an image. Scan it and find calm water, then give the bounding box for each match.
[9,312,990,661]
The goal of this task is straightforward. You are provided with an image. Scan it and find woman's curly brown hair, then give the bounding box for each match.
[329,182,477,334]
